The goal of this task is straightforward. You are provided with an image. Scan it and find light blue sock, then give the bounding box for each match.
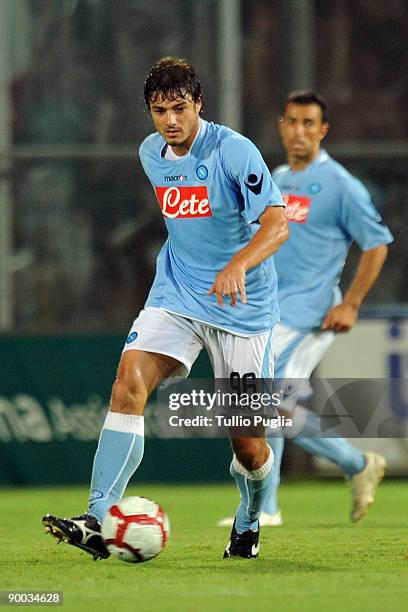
[229,462,250,531]
[293,407,366,477]
[263,436,284,514]
[88,412,145,522]
[230,446,274,533]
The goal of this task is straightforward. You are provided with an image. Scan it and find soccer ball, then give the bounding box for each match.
[101,496,170,563]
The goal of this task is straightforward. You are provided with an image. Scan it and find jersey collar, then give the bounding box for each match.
[190,118,207,157]
[286,148,329,175]
[306,148,329,171]
[315,148,329,165]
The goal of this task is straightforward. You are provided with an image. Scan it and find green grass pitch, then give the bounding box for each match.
[1,481,408,611]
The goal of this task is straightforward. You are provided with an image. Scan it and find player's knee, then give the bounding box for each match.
[110,366,148,414]
[234,440,269,471]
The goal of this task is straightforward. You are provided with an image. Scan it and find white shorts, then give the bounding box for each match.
[123,307,274,379]
[272,322,335,407]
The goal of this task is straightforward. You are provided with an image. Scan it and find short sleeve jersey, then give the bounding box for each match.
[139,119,285,335]
[272,150,393,330]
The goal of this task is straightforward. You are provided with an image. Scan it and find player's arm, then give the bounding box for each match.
[208,206,288,306]
[322,244,388,332]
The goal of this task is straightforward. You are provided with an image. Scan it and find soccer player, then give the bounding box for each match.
[218,91,393,528]
[42,57,288,560]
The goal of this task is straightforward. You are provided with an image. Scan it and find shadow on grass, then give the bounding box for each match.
[156,559,330,573]
[308,522,408,530]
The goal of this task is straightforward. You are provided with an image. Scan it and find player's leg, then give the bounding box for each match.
[43,308,202,558]
[87,348,179,522]
[276,321,365,475]
[42,349,180,559]
[230,436,273,529]
[289,407,386,521]
[217,324,298,529]
[203,326,275,557]
[290,405,366,475]
[223,435,273,559]
[217,433,283,528]
[267,324,385,522]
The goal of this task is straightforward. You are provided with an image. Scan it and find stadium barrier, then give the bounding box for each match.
[314,318,408,475]
[0,335,233,485]
[1,318,407,484]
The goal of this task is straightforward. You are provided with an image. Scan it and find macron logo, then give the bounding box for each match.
[164,174,187,182]
[155,186,212,219]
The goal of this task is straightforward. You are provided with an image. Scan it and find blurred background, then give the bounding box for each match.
[0,0,407,484]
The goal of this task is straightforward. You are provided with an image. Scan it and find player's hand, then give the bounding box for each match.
[208,262,247,307]
[321,302,358,332]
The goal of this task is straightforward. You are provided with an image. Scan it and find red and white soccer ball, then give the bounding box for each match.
[101,496,170,563]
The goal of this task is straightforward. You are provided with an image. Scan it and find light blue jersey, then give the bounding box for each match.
[139,119,284,336]
[272,150,393,330]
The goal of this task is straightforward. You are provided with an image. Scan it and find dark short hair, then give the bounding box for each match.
[282,91,328,123]
[144,57,203,110]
